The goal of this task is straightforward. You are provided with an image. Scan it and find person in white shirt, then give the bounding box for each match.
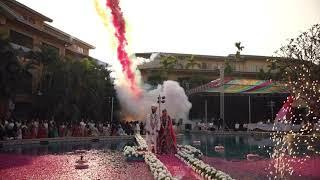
[135,122,140,135]
[80,119,86,136]
[15,121,21,129]
[92,125,100,137]
[16,127,22,139]
[117,126,126,136]
[34,119,39,137]
[145,104,160,153]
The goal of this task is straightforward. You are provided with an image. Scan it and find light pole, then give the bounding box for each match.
[205,99,208,129]
[185,82,190,90]
[265,100,275,122]
[219,64,225,130]
[270,100,275,121]
[157,95,165,117]
[107,97,114,123]
[248,95,251,132]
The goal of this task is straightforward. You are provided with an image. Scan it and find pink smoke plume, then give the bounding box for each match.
[105,0,141,96]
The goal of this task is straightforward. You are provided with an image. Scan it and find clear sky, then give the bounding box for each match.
[17,0,320,62]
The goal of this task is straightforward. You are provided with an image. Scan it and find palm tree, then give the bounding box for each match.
[224,42,245,76]
[235,42,244,60]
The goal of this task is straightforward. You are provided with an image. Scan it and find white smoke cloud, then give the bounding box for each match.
[150,52,160,61]
[112,53,192,122]
[115,80,192,122]
[104,43,191,121]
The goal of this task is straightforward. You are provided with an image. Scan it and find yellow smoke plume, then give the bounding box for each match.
[93,0,117,50]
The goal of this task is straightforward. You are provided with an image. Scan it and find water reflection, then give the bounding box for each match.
[180,133,320,160]
[0,140,135,155]
[180,133,272,160]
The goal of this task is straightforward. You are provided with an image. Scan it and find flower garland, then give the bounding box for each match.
[123,146,145,159]
[123,134,148,160]
[135,134,148,150]
[176,149,234,180]
[144,153,177,180]
[134,135,176,179]
[177,145,203,159]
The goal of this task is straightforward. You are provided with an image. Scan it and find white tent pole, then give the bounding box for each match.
[248,95,251,132]
[220,65,225,130]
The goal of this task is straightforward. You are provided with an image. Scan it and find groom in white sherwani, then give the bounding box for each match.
[145,104,160,153]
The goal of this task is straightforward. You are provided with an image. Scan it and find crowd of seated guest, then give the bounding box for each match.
[0,116,145,140]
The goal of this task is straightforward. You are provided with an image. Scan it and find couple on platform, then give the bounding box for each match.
[145,104,177,154]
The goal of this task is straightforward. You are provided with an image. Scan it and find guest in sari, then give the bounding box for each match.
[157,109,177,154]
[30,120,37,138]
[22,121,30,139]
[37,121,47,138]
[59,123,66,137]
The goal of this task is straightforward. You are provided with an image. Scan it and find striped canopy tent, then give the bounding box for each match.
[187,78,289,95]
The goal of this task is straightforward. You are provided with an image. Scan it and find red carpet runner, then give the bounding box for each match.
[157,155,201,180]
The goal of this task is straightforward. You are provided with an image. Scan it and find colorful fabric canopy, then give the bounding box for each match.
[187,78,289,95]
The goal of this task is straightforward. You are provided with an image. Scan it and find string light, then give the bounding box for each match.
[267,24,320,179]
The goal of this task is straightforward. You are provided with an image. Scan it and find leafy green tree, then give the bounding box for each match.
[185,55,200,69]
[180,55,201,89]
[26,46,60,93]
[0,33,40,118]
[146,54,180,85]
[0,35,20,118]
[160,55,177,70]
[260,61,286,80]
[159,54,178,77]
[21,47,116,122]
[224,61,233,75]
[0,37,116,121]
[0,36,20,96]
[274,24,320,117]
[223,42,245,76]
[256,68,268,80]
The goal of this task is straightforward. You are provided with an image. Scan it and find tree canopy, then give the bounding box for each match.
[0,36,116,122]
[275,24,320,117]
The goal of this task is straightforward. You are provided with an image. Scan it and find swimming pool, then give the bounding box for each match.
[180,132,272,160]
[0,134,319,180]
[180,132,320,180]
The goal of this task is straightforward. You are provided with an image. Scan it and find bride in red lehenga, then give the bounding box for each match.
[157,109,177,154]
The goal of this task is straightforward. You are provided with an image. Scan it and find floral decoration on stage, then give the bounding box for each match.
[176,148,234,180]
